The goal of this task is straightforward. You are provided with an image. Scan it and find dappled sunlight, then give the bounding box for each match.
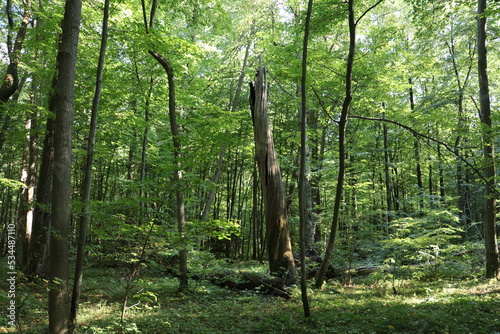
[3,262,499,333]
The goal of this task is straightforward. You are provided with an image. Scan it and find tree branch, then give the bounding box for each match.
[348,114,500,197]
[356,0,385,26]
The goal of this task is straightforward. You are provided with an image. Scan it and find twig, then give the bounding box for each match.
[349,114,500,197]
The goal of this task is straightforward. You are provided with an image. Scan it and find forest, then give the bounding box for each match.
[1,0,500,332]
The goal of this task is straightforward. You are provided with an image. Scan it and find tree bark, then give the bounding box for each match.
[16,105,37,271]
[476,0,500,279]
[382,112,392,213]
[250,66,296,279]
[29,114,54,277]
[48,0,82,331]
[149,51,188,291]
[447,34,474,234]
[314,0,355,289]
[70,0,110,326]
[144,0,188,291]
[298,0,314,317]
[314,0,384,289]
[408,78,424,211]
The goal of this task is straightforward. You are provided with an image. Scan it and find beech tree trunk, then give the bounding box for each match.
[313,0,355,289]
[298,0,314,317]
[449,36,473,234]
[314,0,384,289]
[48,0,82,331]
[382,112,392,213]
[145,0,188,292]
[149,51,188,291]
[70,0,110,326]
[476,0,500,279]
[408,78,424,211]
[29,114,54,277]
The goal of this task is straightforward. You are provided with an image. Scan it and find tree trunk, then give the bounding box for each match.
[382,111,393,213]
[298,0,314,318]
[310,113,325,243]
[16,109,35,270]
[314,0,384,288]
[48,0,82,331]
[250,66,296,279]
[476,0,500,279]
[314,0,355,289]
[144,0,188,291]
[48,57,73,334]
[149,51,188,291]
[70,0,109,326]
[29,114,54,277]
[409,78,424,211]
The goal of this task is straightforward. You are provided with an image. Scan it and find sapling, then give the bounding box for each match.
[119,222,155,333]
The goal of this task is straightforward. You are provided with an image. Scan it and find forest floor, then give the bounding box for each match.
[1,259,500,333]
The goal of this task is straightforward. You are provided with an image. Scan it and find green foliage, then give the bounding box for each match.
[0,177,24,189]
[2,0,500,330]
[5,262,500,333]
[382,211,463,264]
[187,219,240,241]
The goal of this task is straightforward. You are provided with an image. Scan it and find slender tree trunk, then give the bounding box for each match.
[314,0,356,290]
[382,112,392,213]
[29,113,54,277]
[250,66,296,279]
[144,0,188,291]
[437,144,445,205]
[408,78,424,211]
[139,79,154,211]
[16,102,38,271]
[311,119,325,242]
[149,51,188,290]
[70,0,109,326]
[476,0,500,279]
[48,0,82,331]
[448,35,473,233]
[315,0,383,288]
[298,0,314,317]
[296,97,315,250]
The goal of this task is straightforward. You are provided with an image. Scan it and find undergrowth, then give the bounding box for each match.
[1,256,499,334]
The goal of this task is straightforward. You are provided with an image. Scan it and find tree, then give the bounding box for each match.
[298,0,314,317]
[250,66,296,279]
[48,0,83,331]
[476,0,500,279]
[70,0,110,325]
[145,0,189,291]
[314,0,384,289]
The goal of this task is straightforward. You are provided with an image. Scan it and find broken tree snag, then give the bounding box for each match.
[250,66,296,280]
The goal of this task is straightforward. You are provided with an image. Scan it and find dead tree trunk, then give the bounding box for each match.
[250,66,296,280]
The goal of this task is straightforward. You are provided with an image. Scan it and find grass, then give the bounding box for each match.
[1,260,499,333]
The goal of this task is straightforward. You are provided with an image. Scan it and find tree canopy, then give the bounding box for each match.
[1,0,499,331]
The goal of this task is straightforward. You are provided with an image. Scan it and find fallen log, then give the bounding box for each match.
[326,265,380,278]
[205,269,292,299]
[293,249,380,279]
